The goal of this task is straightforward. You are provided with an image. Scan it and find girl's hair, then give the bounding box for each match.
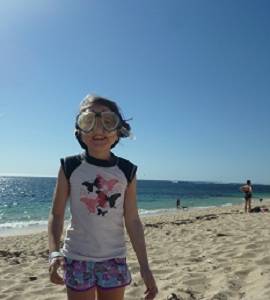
[75,94,131,150]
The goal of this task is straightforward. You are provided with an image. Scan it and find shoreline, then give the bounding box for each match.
[1,198,269,237]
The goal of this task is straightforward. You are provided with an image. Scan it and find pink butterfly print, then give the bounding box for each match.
[96,191,107,208]
[96,175,118,192]
[80,196,98,214]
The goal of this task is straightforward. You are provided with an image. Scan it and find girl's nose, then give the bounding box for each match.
[93,117,104,133]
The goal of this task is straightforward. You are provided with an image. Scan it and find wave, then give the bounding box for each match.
[139,208,177,216]
[0,220,48,229]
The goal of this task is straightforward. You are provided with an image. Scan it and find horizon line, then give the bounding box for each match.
[0,173,268,186]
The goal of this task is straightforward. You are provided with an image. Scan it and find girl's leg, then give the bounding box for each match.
[67,287,96,300]
[96,286,125,300]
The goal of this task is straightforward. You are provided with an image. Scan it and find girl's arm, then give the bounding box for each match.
[124,176,158,299]
[48,166,69,252]
[48,166,69,285]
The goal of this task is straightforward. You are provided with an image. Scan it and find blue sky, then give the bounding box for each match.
[0,0,269,184]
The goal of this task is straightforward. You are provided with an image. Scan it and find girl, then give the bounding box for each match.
[48,95,158,300]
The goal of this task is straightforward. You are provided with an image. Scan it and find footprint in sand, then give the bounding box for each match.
[255,256,270,265]
[211,291,229,300]
[234,267,254,280]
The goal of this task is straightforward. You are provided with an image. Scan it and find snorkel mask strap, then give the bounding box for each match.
[119,117,132,138]
[119,124,131,137]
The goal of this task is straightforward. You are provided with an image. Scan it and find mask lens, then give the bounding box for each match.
[77,111,95,132]
[101,112,120,131]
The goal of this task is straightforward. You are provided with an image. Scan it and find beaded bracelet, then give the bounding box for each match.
[48,251,64,263]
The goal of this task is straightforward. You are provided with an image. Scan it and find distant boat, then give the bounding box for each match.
[171,180,178,183]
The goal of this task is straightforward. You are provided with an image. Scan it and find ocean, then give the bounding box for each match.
[0,176,270,235]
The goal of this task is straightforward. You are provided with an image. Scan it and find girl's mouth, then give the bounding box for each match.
[92,136,106,141]
[91,136,108,145]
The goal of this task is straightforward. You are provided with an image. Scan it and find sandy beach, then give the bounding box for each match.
[1,200,270,300]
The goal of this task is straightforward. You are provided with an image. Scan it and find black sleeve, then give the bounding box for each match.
[117,157,137,183]
[60,154,83,180]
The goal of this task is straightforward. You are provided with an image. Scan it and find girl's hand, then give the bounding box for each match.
[141,267,158,299]
[49,257,65,285]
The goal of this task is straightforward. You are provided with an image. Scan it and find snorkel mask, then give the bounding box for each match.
[76,110,121,133]
[76,109,130,137]
[75,108,131,150]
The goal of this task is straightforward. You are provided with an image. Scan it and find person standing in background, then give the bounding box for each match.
[176,198,181,209]
[240,179,253,213]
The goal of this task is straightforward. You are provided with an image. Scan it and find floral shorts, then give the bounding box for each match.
[64,257,132,291]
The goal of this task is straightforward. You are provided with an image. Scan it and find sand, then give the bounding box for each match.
[1,200,270,300]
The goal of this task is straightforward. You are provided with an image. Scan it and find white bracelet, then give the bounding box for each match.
[49,251,64,263]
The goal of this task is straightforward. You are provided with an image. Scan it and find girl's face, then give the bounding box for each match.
[80,104,119,159]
